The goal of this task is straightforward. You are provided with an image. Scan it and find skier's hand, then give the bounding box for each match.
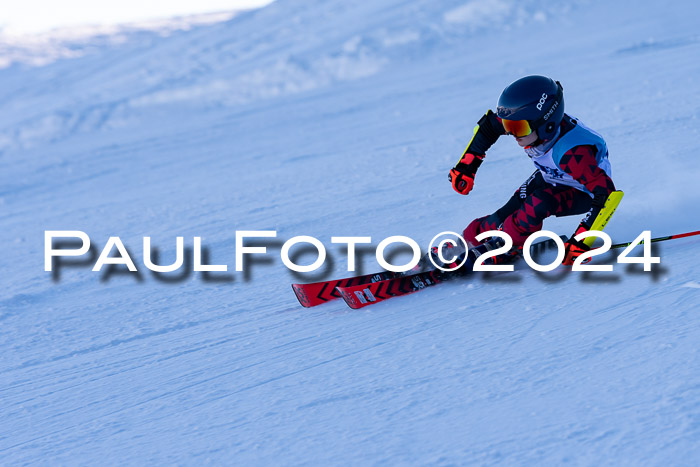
[449,153,484,195]
[563,225,590,266]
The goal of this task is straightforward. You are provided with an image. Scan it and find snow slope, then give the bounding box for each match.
[2,0,700,463]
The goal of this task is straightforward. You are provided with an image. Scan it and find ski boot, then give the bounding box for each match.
[464,236,521,269]
[404,239,467,275]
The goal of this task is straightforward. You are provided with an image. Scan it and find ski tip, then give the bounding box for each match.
[335,286,364,309]
[291,284,313,308]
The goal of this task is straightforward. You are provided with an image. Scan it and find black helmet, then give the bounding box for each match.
[496,75,564,142]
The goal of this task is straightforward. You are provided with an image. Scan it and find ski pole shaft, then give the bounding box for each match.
[611,230,700,249]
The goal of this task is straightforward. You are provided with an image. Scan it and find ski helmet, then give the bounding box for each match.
[496,75,564,142]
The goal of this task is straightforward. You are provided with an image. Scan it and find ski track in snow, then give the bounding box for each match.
[2,0,700,464]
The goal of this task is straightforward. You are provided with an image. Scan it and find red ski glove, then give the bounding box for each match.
[449,153,484,195]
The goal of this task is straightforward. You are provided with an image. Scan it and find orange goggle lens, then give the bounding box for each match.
[502,119,532,137]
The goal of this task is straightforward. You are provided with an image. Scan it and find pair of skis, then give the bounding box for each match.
[293,191,626,309]
[292,266,451,310]
[292,234,564,310]
[292,226,700,309]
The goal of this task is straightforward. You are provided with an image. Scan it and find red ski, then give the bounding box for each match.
[333,234,570,309]
[335,269,448,309]
[291,270,399,308]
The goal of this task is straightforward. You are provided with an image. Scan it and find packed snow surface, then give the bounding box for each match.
[2,0,700,463]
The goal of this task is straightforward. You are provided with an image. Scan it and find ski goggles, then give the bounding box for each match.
[501,119,533,137]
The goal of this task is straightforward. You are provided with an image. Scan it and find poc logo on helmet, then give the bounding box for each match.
[536,93,548,111]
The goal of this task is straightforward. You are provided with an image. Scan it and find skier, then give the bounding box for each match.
[446,75,616,267]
